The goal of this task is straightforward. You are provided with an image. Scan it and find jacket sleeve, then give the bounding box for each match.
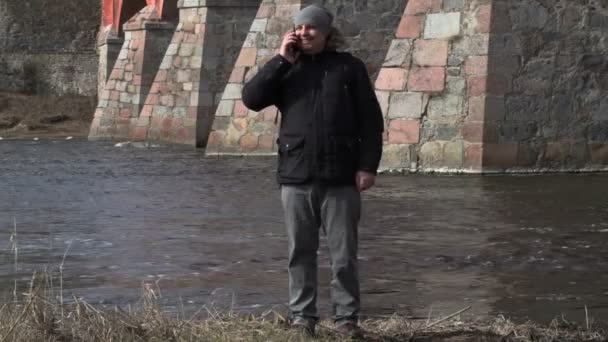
[241,55,292,111]
[352,58,384,174]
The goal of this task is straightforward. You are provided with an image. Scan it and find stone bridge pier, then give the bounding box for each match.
[90,0,608,173]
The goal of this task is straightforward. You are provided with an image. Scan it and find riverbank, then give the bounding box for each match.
[0,92,94,139]
[1,282,605,342]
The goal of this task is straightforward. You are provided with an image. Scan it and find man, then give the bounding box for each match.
[242,4,384,338]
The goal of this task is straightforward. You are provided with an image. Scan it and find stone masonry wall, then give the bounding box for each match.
[92,0,608,173]
[206,0,302,154]
[483,0,608,171]
[90,6,174,140]
[0,0,100,96]
[141,1,258,146]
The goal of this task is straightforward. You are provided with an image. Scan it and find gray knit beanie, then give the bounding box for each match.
[294,5,334,34]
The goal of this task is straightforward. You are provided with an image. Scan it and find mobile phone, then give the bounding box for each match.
[291,26,300,53]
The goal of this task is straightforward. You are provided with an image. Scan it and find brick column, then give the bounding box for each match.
[376,0,491,173]
[205,0,303,154]
[140,0,259,146]
[96,26,124,101]
[90,5,174,140]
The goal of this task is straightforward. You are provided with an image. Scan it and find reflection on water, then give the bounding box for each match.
[1,139,608,324]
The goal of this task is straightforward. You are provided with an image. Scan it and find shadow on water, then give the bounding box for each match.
[1,140,607,325]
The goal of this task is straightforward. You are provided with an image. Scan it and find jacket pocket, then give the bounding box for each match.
[277,136,309,182]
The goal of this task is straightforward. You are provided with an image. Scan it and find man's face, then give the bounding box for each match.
[295,24,328,54]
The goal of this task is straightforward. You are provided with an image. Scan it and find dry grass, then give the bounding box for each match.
[0,272,605,342]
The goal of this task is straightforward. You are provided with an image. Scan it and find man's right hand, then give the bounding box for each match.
[280,31,300,64]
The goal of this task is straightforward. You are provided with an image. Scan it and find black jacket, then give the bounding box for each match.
[242,51,384,185]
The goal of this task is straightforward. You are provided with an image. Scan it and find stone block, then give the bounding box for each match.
[216,100,235,117]
[234,100,249,117]
[396,15,423,39]
[462,121,483,143]
[179,44,195,57]
[405,0,437,15]
[375,68,408,91]
[408,67,445,92]
[428,94,462,117]
[413,39,449,66]
[223,84,243,100]
[464,56,488,76]
[475,5,491,33]
[446,76,465,94]
[483,143,518,169]
[388,119,420,144]
[388,92,426,119]
[383,40,412,67]
[177,70,191,83]
[251,19,268,32]
[236,48,258,67]
[464,143,483,169]
[444,140,464,168]
[229,67,247,83]
[240,134,259,151]
[375,91,390,115]
[424,12,461,39]
[443,0,464,11]
[380,144,411,170]
[589,143,608,165]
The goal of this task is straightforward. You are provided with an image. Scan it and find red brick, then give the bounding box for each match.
[476,5,492,33]
[158,83,169,95]
[234,100,249,117]
[156,70,167,82]
[207,130,224,147]
[236,48,257,67]
[145,94,159,105]
[105,80,116,90]
[396,15,423,39]
[413,39,448,66]
[263,106,278,122]
[173,56,182,68]
[229,67,247,83]
[468,76,487,97]
[119,108,132,118]
[133,75,142,86]
[258,134,275,150]
[388,119,420,144]
[405,0,433,15]
[187,106,198,119]
[467,96,485,121]
[132,126,148,141]
[162,118,173,130]
[140,105,152,117]
[483,143,518,169]
[240,134,259,150]
[462,121,483,143]
[408,67,445,92]
[464,56,488,76]
[375,68,408,91]
[464,144,483,169]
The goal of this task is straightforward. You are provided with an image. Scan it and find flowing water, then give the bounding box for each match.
[1,139,608,325]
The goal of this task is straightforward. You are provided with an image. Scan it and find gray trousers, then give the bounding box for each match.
[280,183,361,324]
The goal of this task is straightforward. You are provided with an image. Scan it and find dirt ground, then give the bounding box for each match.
[0,92,96,139]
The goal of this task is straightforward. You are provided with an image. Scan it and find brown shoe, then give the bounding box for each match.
[335,321,363,339]
[292,318,316,337]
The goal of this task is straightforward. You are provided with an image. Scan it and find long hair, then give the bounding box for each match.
[325,26,347,51]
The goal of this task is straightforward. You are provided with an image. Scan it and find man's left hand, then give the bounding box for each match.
[356,171,376,192]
